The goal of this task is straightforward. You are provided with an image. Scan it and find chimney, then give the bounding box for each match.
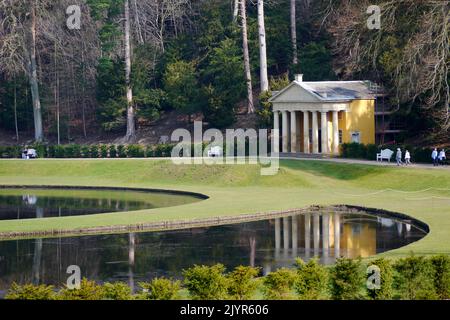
[295,74,303,82]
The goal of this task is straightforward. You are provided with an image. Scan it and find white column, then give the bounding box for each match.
[303,111,310,153]
[292,215,298,254]
[290,111,297,153]
[312,111,319,154]
[275,218,281,250]
[332,111,339,154]
[273,111,280,154]
[304,213,311,259]
[313,213,320,257]
[334,212,341,258]
[322,213,330,255]
[282,111,289,153]
[321,111,328,154]
[283,217,290,250]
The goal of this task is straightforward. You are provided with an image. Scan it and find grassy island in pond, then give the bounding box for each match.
[0,159,449,258]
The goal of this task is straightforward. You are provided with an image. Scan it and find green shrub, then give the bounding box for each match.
[89,145,99,158]
[145,146,155,157]
[80,145,90,158]
[31,143,47,158]
[102,282,133,300]
[100,144,109,158]
[0,146,21,158]
[227,266,260,300]
[139,278,181,300]
[58,278,105,300]
[183,264,229,300]
[429,255,450,300]
[109,145,117,158]
[0,146,7,158]
[341,143,367,159]
[154,144,173,157]
[61,145,71,158]
[47,145,56,158]
[330,257,365,300]
[117,145,127,158]
[54,145,65,158]
[367,258,394,300]
[365,144,378,160]
[5,283,56,300]
[64,144,81,158]
[127,144,145,158]
[394,255,437,300]
[262,268,297,300]
[294,258,329,300]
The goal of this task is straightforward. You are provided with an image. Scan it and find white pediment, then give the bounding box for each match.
[269,82,322,103]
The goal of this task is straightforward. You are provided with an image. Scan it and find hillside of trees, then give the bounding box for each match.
[0,0,448,146]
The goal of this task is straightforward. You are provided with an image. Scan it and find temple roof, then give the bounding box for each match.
[269,80,384,103]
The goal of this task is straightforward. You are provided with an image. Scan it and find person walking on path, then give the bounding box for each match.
[438,149,446,166]
[432,148,439,166]
[396,148,403,166]
[405,150,411,165]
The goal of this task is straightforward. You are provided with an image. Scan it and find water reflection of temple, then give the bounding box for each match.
[269,212,379,272]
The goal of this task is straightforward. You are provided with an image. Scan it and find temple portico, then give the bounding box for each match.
[269,75,378,155]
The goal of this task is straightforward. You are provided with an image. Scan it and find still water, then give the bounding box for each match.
[0,196,427,294]
[0,187,203,220]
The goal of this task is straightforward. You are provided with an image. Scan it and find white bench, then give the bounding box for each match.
[207,146,223,158]
[377,149,394,162]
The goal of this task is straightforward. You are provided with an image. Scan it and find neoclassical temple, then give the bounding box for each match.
[270,75,379,155]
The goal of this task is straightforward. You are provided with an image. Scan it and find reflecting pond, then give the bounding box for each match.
[0,207,427,295]
[0,187,203,220]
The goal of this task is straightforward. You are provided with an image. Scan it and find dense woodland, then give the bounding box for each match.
[0,0,448,145]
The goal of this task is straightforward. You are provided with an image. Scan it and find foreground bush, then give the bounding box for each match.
[294,258,329,300]
[394,255,437,300]
[58,278,105,300]
[227,266,260,300]
[102,282,133,300]
[330,258,365,300]
[139,278,181,300]
[430,255,450,299]
[4,255,450,300]
[367,258,394,300]
[183,264,229,300]
[262,268,297,300]
[5,283,56,300]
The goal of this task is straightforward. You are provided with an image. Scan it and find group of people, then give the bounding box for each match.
[395,148,412,166]
[395,148,447,166]
[431,148,446,166]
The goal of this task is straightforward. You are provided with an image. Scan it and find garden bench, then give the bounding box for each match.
[377,149,394,162]
[207,146,222,158]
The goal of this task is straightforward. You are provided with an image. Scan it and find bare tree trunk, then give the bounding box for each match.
[233,0,239,22]
[56,77,60,145]
[133,0,144,44]
[54,42,60,145]
[291,0,298,65]
[240,0,254,114]
[13,78,19,141]
[70,51,79,140]
[81,43,87,138]
[29,3,44,142]
[257,0,269,92]
[124,0,136,142]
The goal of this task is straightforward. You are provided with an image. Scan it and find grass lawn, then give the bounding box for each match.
[0,158,449,258]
